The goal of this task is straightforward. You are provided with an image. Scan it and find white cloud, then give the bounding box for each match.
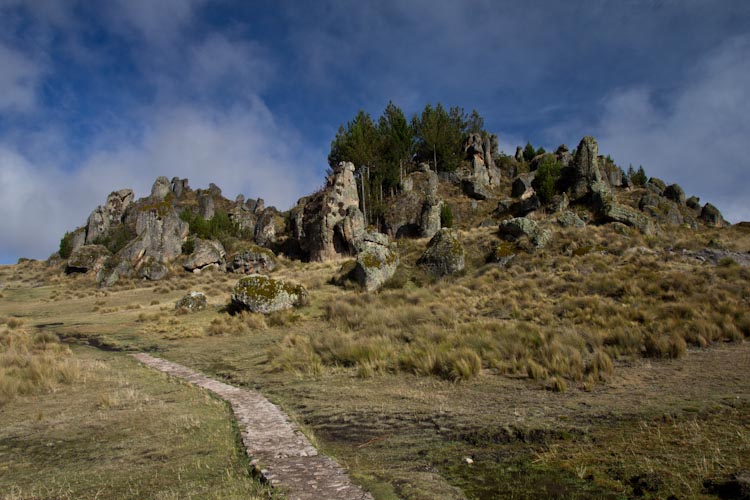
[0,44,43,112]
[595,36,750,222]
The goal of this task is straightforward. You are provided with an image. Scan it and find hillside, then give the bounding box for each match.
[2,131,749,499]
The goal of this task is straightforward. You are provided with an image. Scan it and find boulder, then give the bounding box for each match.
[254,209,278,247]
[96,258,132,287]
[664,184,686,205]
[499,217,552,248]
[557,211,586,228]
[511,175,534,198]
[231,275,308,314]
[700,203,725,227]
[462,178,490,200]
[509,194,541,217]
[136,256,169,280]
[419,196,444,239]
[686,196,701,211]
[639,193,662,211]
[150,176,171,200]
[69,227,87,254]
[417,229,465,277]
[547,192,569,213]
[65,245,111,274]
[198,194,215,220]
[85,189,135,244]
[570,136,603,200]
[228,245,277,274]
[301,162,365,261]
[646,177,666,196]
[170,177,189,198]
[207,183,222,197]
[601,202,655,235]
[175,291,207,312]
[183,239,226,271]
[353,232,399,292]
[117,208,189,271]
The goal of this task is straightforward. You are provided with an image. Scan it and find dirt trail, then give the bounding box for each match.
[132,353,373,500]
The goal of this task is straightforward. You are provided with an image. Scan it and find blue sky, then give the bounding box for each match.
[1,0,749,263]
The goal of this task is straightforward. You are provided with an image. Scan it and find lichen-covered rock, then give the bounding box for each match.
[254,209,280,247]
[117,209,189,272]
[570,136,603,200]
[601,202,655,235]
[353,232,399,292]
[646,177,666,195]
[302,162,365,261]
[65,244,111,274]
[175,291,207,312]
[499,217,552,248]
[150,176,171,200]
[228,244,277,274]
[231,275,308,314]
[183,239,226,271]
[557,211,586,228]
[384,166,443,238]
[417,229,465,277]
[699,203,725,227]
[664,184,686,205]
[85,189,134,244]
[489,241,517,266]
[96,258,132,287]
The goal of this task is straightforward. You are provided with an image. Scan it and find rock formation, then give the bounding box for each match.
[183,238,226,272]
[353,232,399,292]
[175,291,207,312]
[150,176,171,200]
[231,275,308,314]
[84,189,134,244]
[417,229,465,277]
[499,217,552,248]
[384,164,443,239]
[228,244,277,274]
[65,245,111,274]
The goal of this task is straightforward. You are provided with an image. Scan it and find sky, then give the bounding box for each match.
[0,0,749,263]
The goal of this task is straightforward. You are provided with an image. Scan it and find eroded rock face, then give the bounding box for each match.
[353,232,399,292]
[118,209,189,272]
[231,275,308,313]
[170,177,189,198]
[417,228,465,277]
[65,245,111,274]
[175,291,207,312]
[499,217,551,248]
[199,194,215,220]
[302,162,365,261]
[228,244,277,274]
[254,209,278,247]
[384,166,444,239]
[136,256,169,280]
[570,136,602,200]
[85,189,134,244]
[183,239,226,271]
[601,202,655,235]
[700,203,725,227]
[150,176,171,200]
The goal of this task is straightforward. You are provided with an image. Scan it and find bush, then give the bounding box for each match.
[628,165,648,186]
[93,224,136,254]
[532,156,562,203]
[523,142,536,162]
[440,204,454,228]
[59,232,75,259]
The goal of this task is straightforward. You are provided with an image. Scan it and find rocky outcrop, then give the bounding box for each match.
[198,194,215,220]
[509,194,541,217]
[462,132,500,199]
[228,244,277,274]
[601,202,655,235]
[686,196,701,211]
[183,239,226,271]
[170,177,189,198]
[417,229,465,277]
[150,176,171,200]
[301,162,365,261]
[353,232,399,292]
[65,245,111,274]
[175,291,207,312]
[117,209,189,274]
[136,256,169,280]
[231,275,308,314]
[512,175,534,198]
[384,166,444,238]
[570,136,603,200]
[254,209,279,247]
[84,189,134,244]
[499,217,552,248]
[646,177,666,196]
[664,184,685,205]
[461,178,490,200]
[700,203,725,227]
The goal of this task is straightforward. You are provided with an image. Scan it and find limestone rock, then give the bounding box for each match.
[499,217,551,248]
[228,244,277,274]
[700,203,725,227]
[302,162,365,261]
[118,209,189,271]
[96,258,132,287]
[65,245,111,274]
[170,177,189,198]
[664,184,686,205]
[353,232,399,292]
[547,193,569,213]
[557,211,586,228]
[85,189,134,244]
[175,291,207,312]
[199,194,215,220]
[183,239,226,271]
[150,176,171,200]
[601,202,655,235]
[231,275,308,314]
[70,227,87,254]
[417,229,465,277]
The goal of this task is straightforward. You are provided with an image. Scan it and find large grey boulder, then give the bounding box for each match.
[85,189,134,244]
[601,202,655,235]
[570,136,603,200]
[417,228,465,277]
[419,196,443,239]
[509,194,541,217]
[557,211,586,228]
[175,291,207,312]
[228,244,277,274]
[512,175,534,198]
[353,232,399,292]
[462,178,491,200]
[646,177,666,196]
[65,244,111,274]
[499,217,552,248]
[183,239,226,271]
[198,194,215,220]
[664,184,686,205]
[301,162,366,261]
[231,275,308,314]
[254,209,278,247]
[700,203,725,227]
[150,176,171,200]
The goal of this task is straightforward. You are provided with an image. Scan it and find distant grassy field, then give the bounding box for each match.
[1,221,749,498]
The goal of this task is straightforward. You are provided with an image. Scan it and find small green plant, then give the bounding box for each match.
[440,204,454,228]
[523,142,536,162]
[532,156,562,203]
[59,231,75,259]
[628,164,648,186]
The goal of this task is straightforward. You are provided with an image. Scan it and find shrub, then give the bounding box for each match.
[522,142,536,162]
[59,232,75,259]
[628,165,648,186]
[440,204,454,228]
[93,224,136,254]
[532,156,562,204]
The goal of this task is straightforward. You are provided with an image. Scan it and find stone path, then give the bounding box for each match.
[132,353,373,500]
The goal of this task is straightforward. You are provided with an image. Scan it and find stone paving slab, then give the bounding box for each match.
[132,353,373,500]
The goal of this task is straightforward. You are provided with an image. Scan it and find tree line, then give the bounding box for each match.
[328,101,492,226]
